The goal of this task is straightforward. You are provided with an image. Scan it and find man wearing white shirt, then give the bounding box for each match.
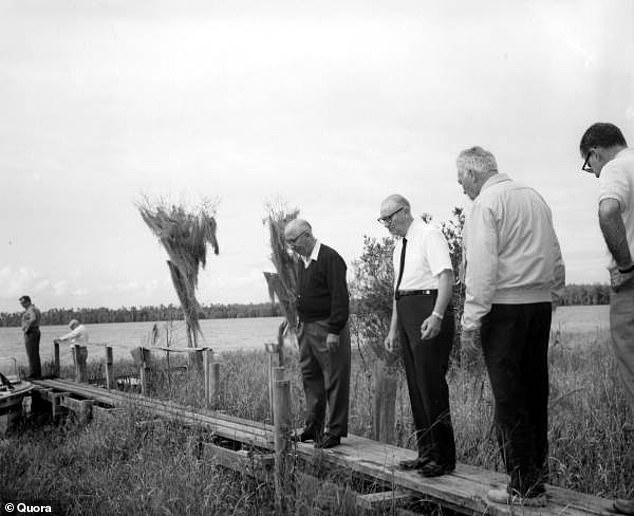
[579,122,634,516]
[457,146,565,507]
[380,194,456,478]
[55,319,89,347]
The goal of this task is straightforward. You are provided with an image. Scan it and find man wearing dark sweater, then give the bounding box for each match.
[284,218,351,449]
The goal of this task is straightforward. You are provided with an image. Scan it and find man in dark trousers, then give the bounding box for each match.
[19,295,42,379]
[458,146,565,507]
[284,218,351,449]
[380,194,456,477]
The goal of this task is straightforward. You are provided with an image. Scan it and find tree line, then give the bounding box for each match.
[0,282,608,328]
[0,302,283,328]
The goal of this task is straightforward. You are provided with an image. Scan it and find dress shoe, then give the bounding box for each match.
[487,487,547,507]
[417,460,455,478]
[398,457,431,471]
[291,429,319,443]
[315,433,341,449]
[615,499,634,515]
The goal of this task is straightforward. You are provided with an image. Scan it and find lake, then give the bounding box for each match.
[0,316,285,367]
[0,305,610,368]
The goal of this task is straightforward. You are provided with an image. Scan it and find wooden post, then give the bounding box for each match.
[273,366,291,514]
[210,359,220,407]
[53,341,60,378]
[78,399,93,425]
[268,350,275,423]
[105,346,114,390]
[139,347,149,396]
[204,349,212,407]
[373,359,398,444]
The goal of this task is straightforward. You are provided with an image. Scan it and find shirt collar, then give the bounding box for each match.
[481,173,510,193]
[302,240,321,268]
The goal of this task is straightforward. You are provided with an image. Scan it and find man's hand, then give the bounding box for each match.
[384,330,398,352]
[326,333,340,352]
[610,267,634,292]
[460,328,479,353]
[420,315,441,341]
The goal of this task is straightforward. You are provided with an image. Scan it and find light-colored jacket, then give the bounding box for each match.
[462,174,565,330]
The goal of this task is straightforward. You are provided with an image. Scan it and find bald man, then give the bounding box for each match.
[379,194,456,477]
[285,219,351,449]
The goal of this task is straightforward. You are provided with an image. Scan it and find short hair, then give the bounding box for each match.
[383,194,411,210]
[580,123,627,156]
[19,295,31,304]
[456,146,498,178]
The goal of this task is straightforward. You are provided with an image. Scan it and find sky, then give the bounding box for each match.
[1,0,633,313]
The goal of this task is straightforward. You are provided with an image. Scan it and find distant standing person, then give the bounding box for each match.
[284,219,351,449]
[379,194,456,477]
[578,122,634,516]
[19,295,42,379]
[54,319,89,348]
[457,146,565,507]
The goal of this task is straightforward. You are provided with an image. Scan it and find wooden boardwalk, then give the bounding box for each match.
[31,378,616,516]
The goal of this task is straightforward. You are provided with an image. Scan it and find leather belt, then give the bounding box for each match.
[395,289,437,300]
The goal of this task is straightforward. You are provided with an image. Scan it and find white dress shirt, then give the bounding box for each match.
[393,219,453,291]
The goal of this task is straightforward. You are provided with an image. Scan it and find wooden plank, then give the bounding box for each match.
[202,443,274,481]
[32,379,274,446]
[293,435,614,516]
[355,490,413,511]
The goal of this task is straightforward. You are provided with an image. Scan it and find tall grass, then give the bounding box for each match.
[1,328,631,514]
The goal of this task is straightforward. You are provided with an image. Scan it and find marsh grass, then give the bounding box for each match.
[1,328,632,514]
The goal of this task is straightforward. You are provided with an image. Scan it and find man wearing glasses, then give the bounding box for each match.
[457,146,565,507]
[379,194,456,477]
[284,218,351,449]
[579,123,634,516]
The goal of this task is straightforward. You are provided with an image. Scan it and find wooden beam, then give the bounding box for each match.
[105,346,114,390]
[355,490,413,511]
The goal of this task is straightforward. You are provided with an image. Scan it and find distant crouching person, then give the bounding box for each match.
[458,146,565,507]
[285,219,351,449]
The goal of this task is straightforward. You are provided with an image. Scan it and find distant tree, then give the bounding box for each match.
[137,197,219,358]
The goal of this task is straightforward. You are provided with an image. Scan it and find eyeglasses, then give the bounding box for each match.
[581,150,594,174]
[286,230,308,245]
[377,207,404,226]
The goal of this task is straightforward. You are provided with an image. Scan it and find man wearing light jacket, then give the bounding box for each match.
[457,146,565,507]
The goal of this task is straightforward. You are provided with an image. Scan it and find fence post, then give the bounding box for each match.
[273,366,291,514]
[204,349,212,407]
[105,346,114,390]
[53,341,60,378]
[137,347,152,396]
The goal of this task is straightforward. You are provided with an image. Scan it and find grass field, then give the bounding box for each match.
[0,325,631,515]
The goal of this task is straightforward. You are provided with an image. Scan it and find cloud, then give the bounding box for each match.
[0,266,47,297]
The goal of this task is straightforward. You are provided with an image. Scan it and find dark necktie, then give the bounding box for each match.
[395,237,407,295]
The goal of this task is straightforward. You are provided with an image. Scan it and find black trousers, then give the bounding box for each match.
[396,294,455,466]
[298,320,351,438]
[24,328,42,379]
[481,303,551,496]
